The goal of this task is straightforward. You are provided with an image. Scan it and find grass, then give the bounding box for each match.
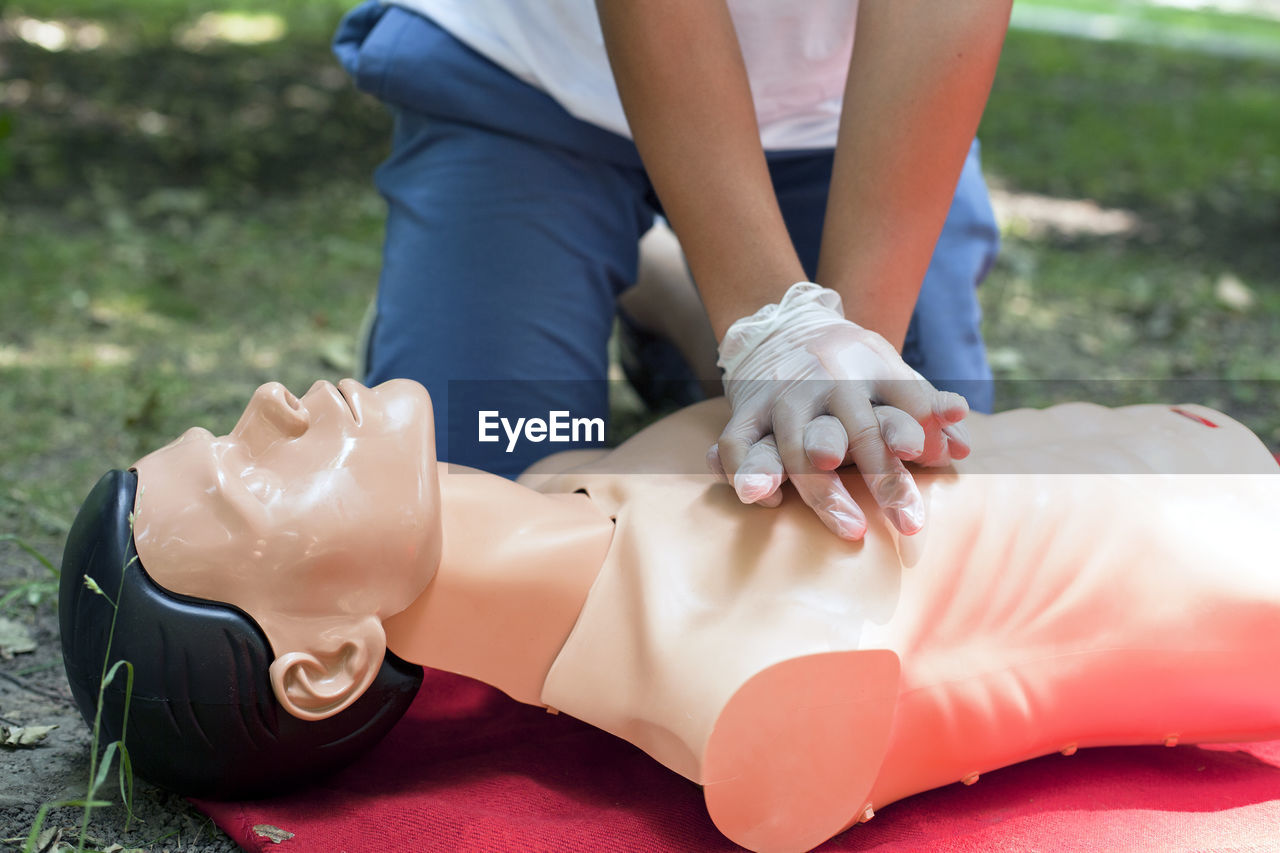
[0,1,1276,537]
[2,1,384,205]
[0,535,60,610]
[0,5,1274,511]
[1013,0,1280,48]
[976,24,1279,443]
[24,538,138,853]
[982,27,1280,257]
[0,186,383,537]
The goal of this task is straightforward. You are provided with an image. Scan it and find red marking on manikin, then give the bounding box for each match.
[1171,407,1218,428]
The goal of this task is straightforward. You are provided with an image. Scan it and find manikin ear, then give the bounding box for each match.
[268,615,387,722]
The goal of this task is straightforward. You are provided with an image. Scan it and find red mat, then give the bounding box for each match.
[193,667,1280,852]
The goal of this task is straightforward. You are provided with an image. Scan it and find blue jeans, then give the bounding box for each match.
[335,2,999,477]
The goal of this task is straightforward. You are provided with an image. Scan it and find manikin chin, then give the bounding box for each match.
[124,379,1280,853]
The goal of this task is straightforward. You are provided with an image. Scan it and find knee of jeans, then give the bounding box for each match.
[332,0,386,78]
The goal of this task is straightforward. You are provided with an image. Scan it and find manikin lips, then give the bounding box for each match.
[335,380,361,424]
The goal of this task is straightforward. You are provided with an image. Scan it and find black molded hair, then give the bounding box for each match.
[59,470,423,799]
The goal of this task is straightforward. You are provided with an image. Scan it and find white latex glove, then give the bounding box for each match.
[710,282,971,540]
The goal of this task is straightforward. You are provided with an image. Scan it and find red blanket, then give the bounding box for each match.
[194,667,1280,852]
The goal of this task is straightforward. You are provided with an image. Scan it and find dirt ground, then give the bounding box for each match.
[0,537,238,852]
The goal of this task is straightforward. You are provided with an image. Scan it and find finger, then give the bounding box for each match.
[774,403,867,540]
[874,378,971,446]
[941,419,972,459]
[870,373,940,424]
[903,366,967,420]
[734,436,785,504]
[914,429,952,468]
[738,436,787,507]
[711,438,786,505]
[803,415,848,470]
[783,468,866,539]
[715,407,769,485]
[914,396,972,467]
[831,390,926,535]
[755,487,784,509]
[829,388,889,468]
[934,391,970,424]
[873,406,925,461]
[863,466,925,535]
[790,470,867,540]
[706,443,727,481]
[769,386,832,477]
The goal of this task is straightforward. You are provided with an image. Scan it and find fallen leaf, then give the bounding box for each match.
[33,826,64,853]
[253,824,295,844]
[0,617,37,658]
[1,723,57,747]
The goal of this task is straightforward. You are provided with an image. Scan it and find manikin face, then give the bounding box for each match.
[131,378,442,653]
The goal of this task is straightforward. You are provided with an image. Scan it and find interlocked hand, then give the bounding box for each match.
[711,283,971,539]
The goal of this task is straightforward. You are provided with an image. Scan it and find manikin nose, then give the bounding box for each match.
[233,382,310,452]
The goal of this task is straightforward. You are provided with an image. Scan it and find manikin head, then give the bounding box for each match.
[60,379,441,796]
[132,378,442,720]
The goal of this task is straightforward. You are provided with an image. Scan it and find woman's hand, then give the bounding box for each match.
[709,283,970,540]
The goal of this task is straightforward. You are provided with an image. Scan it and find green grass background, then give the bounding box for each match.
[1,0,1278,563]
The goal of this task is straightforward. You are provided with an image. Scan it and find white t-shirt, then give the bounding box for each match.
[392,0,858,150]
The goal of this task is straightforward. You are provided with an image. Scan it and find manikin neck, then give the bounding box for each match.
[381,463,615,707]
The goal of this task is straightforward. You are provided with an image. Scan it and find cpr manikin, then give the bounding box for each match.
[65,379,1280,853]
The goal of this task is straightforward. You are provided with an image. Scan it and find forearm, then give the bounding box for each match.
[817,0,1011,349]
[594,0,805,341]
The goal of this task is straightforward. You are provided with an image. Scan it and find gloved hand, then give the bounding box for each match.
[709,282,971,540]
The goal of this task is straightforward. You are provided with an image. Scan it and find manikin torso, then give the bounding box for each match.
[380,399,1280,851]
[132,386,1280,853]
